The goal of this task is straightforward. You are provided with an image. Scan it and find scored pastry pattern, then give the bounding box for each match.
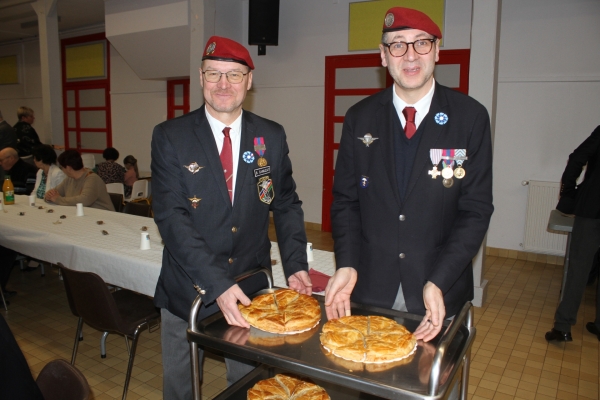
[239,289,321,334]
[320,315,417,363]
[247,374,330,400]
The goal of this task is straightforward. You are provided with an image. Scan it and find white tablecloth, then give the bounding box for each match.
[0,196,336,296]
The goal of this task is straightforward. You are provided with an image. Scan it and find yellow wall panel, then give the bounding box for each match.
[65,42,105,80]
[0,55,19,85]
[349,0,445,51]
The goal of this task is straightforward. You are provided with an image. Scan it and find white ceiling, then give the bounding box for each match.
[0,0,105,45]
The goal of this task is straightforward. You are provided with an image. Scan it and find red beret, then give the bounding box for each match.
[382,7,442,39]
[202,36,255,70]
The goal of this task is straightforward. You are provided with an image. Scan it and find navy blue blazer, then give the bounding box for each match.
[151,106,308,322]
[331,83,494,318]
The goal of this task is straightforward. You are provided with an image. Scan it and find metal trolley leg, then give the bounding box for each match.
[188,268,273,400]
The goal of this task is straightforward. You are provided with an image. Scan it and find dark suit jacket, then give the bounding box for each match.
[6,158,38,195]
[331,84,494,318]
[559,125,600,219]
[151,106,308,322]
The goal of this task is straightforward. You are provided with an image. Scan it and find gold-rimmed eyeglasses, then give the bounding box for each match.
[201,70,248,84]
[382,39,436,58]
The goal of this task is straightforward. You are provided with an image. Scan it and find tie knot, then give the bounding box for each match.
[223,127,231,138]
[402,107,416,123]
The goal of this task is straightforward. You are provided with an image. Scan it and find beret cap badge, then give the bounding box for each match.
[206,42,216,55]
[384,13,394,28]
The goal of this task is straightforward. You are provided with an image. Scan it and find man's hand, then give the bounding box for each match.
[216,284,251,328]
[324,267,357,320]
[45,189,59,202]
[413,281,445,342]
[288,270,312,295]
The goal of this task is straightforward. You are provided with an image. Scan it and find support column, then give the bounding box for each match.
[31,0,64,146]
[189,0,215,110]
[468,0,502,307]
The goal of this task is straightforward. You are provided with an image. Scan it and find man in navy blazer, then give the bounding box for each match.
[325,7,494,342]
[151,36,311,399]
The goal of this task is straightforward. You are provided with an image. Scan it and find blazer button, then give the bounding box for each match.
[228,258,234,264]
[399,253,406,259]
[399,215,406,221]
[231,226,238,233]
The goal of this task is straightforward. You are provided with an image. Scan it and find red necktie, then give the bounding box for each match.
[402,107,417,139]
[220,127,233,202]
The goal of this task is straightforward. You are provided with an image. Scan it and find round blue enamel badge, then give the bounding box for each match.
[434,113,448,125]
[242,151,255,164]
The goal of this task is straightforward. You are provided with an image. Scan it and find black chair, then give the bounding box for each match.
[59,264,160,400]
[36,359,90,400]
[109,192,124,212]
[123,201,152,217]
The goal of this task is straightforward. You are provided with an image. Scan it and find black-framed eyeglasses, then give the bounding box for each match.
[382,39,436,58]
[201,70,248,84]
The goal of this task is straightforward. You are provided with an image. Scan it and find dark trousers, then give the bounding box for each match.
[554,216,600,331]
[161,308,256,400]
[0,246,17,291]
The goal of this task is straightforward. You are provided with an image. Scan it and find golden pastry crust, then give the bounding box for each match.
[248,374,330,400]
[239,289,321,334]
[320,315,416,364]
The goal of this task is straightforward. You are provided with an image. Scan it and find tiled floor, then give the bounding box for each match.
[1,229,599,399]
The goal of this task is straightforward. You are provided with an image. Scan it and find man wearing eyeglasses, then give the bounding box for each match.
[326,7,494,342]
[151,36,311,399]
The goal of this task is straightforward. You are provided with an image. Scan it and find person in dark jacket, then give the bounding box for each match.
[13,106,41,160]
[546,125,600,342]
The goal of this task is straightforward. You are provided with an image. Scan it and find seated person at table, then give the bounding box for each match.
[0,147,38,195]
[45,150,115,211]
[123,155,139,198]
[32,144,66,199]
[96,147,125,185]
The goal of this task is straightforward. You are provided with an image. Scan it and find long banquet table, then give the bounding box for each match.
[0,196,335,297]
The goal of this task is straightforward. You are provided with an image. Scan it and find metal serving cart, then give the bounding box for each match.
[187,269,475,400]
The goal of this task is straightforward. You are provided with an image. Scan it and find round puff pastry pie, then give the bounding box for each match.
[320,315,417,364]
[239,289,321,334]
[247,374,330,400]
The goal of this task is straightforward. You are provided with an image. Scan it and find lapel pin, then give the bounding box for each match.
[188,196,202,208]
[358,133,379,147]
[434,113,448,125]
[184,162,203,174]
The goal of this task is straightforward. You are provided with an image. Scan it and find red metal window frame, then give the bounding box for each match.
[167,79,190,119]
[321,49,470,232]
[61,33,112,154]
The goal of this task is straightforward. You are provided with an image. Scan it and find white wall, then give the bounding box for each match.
[488,0,600,251]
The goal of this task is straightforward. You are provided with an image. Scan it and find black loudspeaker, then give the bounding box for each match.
[248,0,280,55]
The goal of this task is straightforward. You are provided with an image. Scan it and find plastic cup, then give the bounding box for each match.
[140,232,151,250]
[76,203,84,216]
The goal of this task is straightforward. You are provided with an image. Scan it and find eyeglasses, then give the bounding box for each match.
[201,70,248,84]
[382,39,436,58]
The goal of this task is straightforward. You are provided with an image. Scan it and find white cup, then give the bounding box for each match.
[140,232,151,250]
[306,242,314,262]
[28,194,36,206]
[76,203,84,216]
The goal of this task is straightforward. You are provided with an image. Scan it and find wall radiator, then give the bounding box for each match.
[523,180,568,255]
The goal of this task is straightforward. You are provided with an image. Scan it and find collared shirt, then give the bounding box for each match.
[205,109,242,203]
[392,78,436,130]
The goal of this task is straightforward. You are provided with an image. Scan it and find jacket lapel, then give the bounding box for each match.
[233,111,255,207]
[192,107,232,207]
[404,83,448,201]
[377,88,402,208]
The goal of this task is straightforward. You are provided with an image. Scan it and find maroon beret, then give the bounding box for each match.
[382,7,442,39]
[202,36,255,70]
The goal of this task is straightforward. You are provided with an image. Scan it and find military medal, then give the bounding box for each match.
[441,149,455,187]
[257,176,274,204]
[184,162,203,174]
[454,149,467,179]
[188,196,202,208]
[358,133,379,147]
[429,149,442,179]
[254,137,267,167]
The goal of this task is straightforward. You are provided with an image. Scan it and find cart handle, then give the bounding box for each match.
[188,267,273,400]
[428,301,473,396]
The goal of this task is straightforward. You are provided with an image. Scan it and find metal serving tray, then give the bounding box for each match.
[188,287,475,400]
[213,364,382,400]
